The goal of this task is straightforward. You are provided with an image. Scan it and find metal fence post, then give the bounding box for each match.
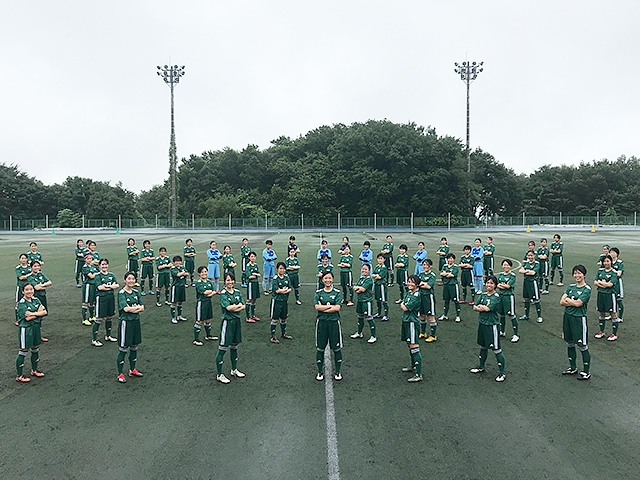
[410,212,414,233]
[374,213,377,232]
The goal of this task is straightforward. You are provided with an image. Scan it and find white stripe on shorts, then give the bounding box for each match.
[120,320,127,348]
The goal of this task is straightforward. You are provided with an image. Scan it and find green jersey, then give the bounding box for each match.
[95,272,118,297]
[372,264,387,285]
[16,297,43,328]
[612,259,624,278]
[536,246,549,263]
[459,254,474,269]
[339,254,353,273]
[241,245,252,261]
[82,264,99,285]
[483,244,495,257]
[75,247,89,262]
[563,283,591,317]
[285,257,300,274]
[317,263,334,278]
[140,249,155,263]
[183,246,196,261]
[595,268,618,294]
[223,254,236,274]
[155,255,172,276]
[171,265,187,287]
[355,275,373,302]
[127,245,140,260]
[477,292,500,326]
[246,263,260,283]
[419,271,436,296]
[395,254,409,271]
[441,264,459,285]
[220,288,245,321]
[272,275,291,301]
[550,242,563,257]
[16,264,31,287]
[27,251,43,264]
[89,250,101,263]
[401,290,421,323]
[314,288,342,322]
[196,279,215,302]
[436,245,450,257]
[521,260,540,283]
[497,272,516,296]
[118,288,143,321]
[382,243,394,260]
[28,272,49,303]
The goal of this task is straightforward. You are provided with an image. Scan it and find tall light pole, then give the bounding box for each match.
[157,64,185,227]
[454,61,483,174]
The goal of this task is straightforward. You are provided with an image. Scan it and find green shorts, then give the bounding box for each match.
[374,283,388,302]
[247,282,260,300]
[460,269,473,288]
[483,256,494,273]
[356,300,373,317]
[185,258,195,274]
[156,273,171,289]
[340,271,353,288]
[551,256,563,269]
[419,293,436,316]
[442,284,460,302]
[522,280,539,300]
[498,294,515,316]
[385,256,394,271]
[196,299,213,322]
[477,323,500,350]
[315,319,342,351]
[562,312,587,346]
[597,292,617,313]
[288,273,300,289]
[118,318,142,348]
[141,264,154,279]
[96,294,116,318]
[219,318,242,346]
[539,261,549,277]
[401,321,418,344]
[19,324,41,349]
[270,299,288,320]
[438,257,446,271]
[396,269,408,287]
[82,283,96,303]
[127,259,139,273]
[171,285,186,303]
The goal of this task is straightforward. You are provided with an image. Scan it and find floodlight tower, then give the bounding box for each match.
[454,61,483,174]
[157,64,185,227]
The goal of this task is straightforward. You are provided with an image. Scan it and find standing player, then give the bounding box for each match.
[610,247,624,323]
[337,245,354,306]
[27,242,44,267]
[549,234,564,286]
[436,237,450,283]
[400,274,423,382]
[459,245,475,305]
[269,262,293,343]
[240,238,251,288]
[287,235,300,256]
[262,240,277,294]
[245,252,261,323]
[126,238,140,278]
[183,238,197,287]
[597,245,610,268]
[81,253,98,325]
[519,250,542,323]
[222,245,237,277]
[16,253,31,304]
[93,259,119,346]
[216,273,246,384]
[440,253,461,322]
[285,248,302,305]
[169,256,189,324]
[394,244,410,304]
[381,235,394,286]
[471,238,484,300]
[139,240,155,296]
[537,238,550,294]
[497,259,519,343]
[418,259,437,342]
[314,271,343,381]
[28,260,51,342]
[594,255,620,341]
[470,276,506,382]
[316,254,334,290]
[560,265,592,380]
[75,239,88,287]
[207,241,223,293]
[413,242,428,275]
[116,272,144,383]
[155,247,172,307]
[317,239,332,264]
[194,266,217,346]
[350,264,376,343]
[87,240,101,266]
[483,237,495,281]
[338,236,350,255]
[15,283,47,382]
[359,241,373,270]
[372,253,389,321]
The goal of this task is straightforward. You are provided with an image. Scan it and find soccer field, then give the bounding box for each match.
[1,230,639,480]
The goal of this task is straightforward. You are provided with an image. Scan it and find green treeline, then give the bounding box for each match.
[1,120,638,222]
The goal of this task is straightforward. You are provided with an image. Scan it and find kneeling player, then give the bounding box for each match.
[560,265,592,380]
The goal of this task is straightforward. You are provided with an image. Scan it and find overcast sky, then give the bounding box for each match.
[3,1,639,194]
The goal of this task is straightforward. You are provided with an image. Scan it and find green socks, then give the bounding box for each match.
[612,320,619,336]
[500,316,506,334]
[580,347,590,374]
[599,316,605,333]
[280,321,287,335]
[16,351,26,376]
[316,349,324,373]
[204,323,212,337]
[270,322,277,336]
[92,321,100,341]
[117,348,127,374]
[419,320,427,335]
[128,347,137,370]
[105,319,112,337]
[368,319,376,337]
[177,305,182,317]
[171,305,176,320]
[535,303,541,317]
[194,323,201,340]
[495,351,505,375]
[430,322,437,337]
[478,348,488,369]
[334,349,342,374]
[216,349,226,374]
[357,317,364,334]
[524,300,530,317]
[230,346,238,369]
[410,347,422,376]
[568,346,577,370]
[82,305,88,321]
[511,316,518,335]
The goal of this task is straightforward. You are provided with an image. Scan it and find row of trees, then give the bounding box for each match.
[2,120,638,221]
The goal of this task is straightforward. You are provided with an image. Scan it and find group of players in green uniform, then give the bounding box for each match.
[12,233,625,385]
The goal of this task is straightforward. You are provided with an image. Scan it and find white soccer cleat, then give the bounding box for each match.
[537,317,543,323]
[91,339,103,347]
[217,373,230,384]
[455,316,461,323]
[408,374,423,382]
[495,374,506,382]
[607,334,618,342]
[178,316,188,322]
[438,315,447,321]
[557,282,563,286]
[171,318,178,324]
[511,334,520,343]
[469,367,485,374]
[230,369,245,378]
[334,372,342,381]
[350,332,363,339]
[316,372,324,381]
[105,335,118,342]
[401,366,415,372]
[367,336,377,344]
